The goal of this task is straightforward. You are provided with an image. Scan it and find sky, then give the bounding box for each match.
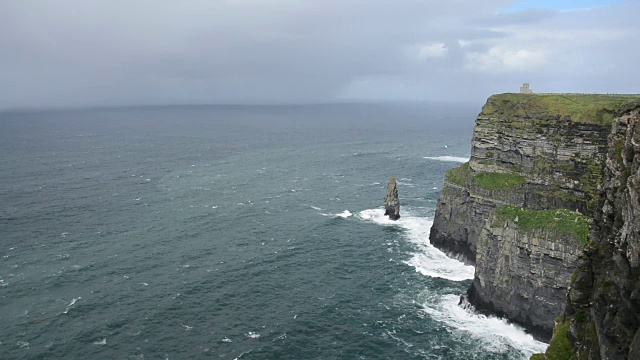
[1,0,638,109]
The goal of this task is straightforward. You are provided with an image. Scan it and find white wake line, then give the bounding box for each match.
[423,156,469,163]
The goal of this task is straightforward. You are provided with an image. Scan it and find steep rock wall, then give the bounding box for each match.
[536,106,640,359]
[468,210,587,341]
[430,94,611,265]
[430,94,640,341]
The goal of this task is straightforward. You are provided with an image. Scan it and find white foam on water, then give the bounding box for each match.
[310,206,322,211]
[423,156,469,163]
[221,337,232,343]
[358,209,474,281]
[360,208,545,357]
[421,294,548,357]
[234,350,252,360]
[321,210,353,218]
[246,332,260,339]
[63,297,81,314]
[93,338,107,345]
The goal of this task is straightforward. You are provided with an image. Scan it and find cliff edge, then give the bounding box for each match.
[430,93,640,342]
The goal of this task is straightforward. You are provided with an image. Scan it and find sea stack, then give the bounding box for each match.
[384,176,400,220]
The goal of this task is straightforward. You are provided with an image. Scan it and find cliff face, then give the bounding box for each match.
[468,208,588,340]
[430,94,640,341]
[431,95,611,265]
[538,106,640,359]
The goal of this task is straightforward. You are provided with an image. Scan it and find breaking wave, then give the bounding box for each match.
[358,208,474,281]
[358,207,547,358]
[319,209,353,218]
[421,294,548,357]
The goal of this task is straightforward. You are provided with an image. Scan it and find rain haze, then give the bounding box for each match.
[1,0,638,109]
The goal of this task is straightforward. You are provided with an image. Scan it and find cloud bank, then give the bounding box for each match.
[0,0,638,109]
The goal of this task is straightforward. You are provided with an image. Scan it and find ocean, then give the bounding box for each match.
[0,103,548,359]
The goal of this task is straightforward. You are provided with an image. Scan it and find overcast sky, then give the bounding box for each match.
[1,0,638,109]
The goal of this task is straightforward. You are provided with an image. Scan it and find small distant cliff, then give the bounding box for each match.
[429,93,640,342]
[534,105,640,359]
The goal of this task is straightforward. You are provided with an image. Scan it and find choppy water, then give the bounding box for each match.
[0,104,548,359]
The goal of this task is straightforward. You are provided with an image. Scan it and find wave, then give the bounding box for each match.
[245,331,260,339]
[320,210,353,218]
[63,297,81,314]
[359,208,546,358]
[423,156,469,163]
[334,210,353,218]
[421,294,548,357]
[358,209,474,281]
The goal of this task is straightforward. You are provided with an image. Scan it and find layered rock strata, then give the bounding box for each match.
[430,94,640,341]
[468,208,588,340]
[384,176,400,220]
[431,94,612,265]
[535,105,640,359]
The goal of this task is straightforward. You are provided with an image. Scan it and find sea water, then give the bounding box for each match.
[0,104,548,359]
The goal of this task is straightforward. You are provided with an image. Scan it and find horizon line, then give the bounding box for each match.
[0,99,482,114]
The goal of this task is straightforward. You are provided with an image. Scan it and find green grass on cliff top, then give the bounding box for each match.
[482,93,640,125]
[493,205,590,246]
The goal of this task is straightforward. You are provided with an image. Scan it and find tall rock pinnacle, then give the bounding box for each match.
[384,176,400,220]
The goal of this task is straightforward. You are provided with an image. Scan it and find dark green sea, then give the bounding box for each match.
[0,104,547,359]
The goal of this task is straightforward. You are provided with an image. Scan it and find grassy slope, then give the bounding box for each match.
[446,162,525,190]
[482,93,640,125]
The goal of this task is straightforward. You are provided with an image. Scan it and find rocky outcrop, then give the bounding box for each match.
[468,208,588,341]
[536,105,640,359]
[430,93,640,341]
[430,94,612,265]
[384,176,400,220]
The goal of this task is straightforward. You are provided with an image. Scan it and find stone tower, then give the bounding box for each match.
[520,83,532,94]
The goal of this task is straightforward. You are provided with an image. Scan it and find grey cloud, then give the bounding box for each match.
[0,0,638,109]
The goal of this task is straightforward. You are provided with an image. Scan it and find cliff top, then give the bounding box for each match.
[482,93,640,125]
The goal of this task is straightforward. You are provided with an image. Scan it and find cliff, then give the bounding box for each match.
[534,105,640,359]
[429,93,640,341]
[468,206,588,340]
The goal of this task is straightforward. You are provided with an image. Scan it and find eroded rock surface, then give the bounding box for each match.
[538,105,640,359]
[430,94,640,341]
[431,94,611,265]
[384,176,400,220]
